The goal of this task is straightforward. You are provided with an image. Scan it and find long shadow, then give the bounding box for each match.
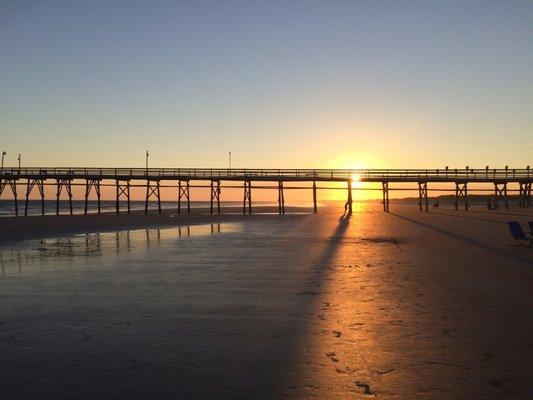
[488,209,533,218]
[389,212,533,265]
[431,211,508,225]
[267,213,352,397]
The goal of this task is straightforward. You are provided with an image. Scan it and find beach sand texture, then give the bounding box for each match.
[0,203,532,399]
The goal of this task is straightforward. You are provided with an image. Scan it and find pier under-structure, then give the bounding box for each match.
[0,167,531,216]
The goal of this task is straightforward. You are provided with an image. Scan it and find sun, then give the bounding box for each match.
[351,173,361,183]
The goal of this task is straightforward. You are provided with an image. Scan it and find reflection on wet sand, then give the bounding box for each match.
[0,223,239,273]
[1,204,531,398]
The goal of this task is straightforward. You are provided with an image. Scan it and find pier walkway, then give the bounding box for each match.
[1,167,531,216]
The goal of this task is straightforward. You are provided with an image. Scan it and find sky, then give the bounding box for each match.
[1,0,532,171]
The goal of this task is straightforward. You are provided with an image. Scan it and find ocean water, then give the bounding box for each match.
[0,200,277,217]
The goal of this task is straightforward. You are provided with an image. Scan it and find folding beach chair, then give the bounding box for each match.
[507,222,531,247]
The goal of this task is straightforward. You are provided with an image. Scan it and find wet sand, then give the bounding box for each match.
[0,205,312,242]
[0,203,532,399]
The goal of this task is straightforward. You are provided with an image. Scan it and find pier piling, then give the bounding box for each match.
[145,180,161,214]
[382,182,390,212]
[493,182,509,210]
[0,178,18,216]
[418,181,429,212]
[56,178,73,215]
[278,181,285,215]
[454,182,469,211]
[243,180,252,214]
[178,180,190,214]
[210,180,221,215]
[312,181,317,214]
[1,167,532,217]
[115,179,131,214]
[518,181,531,208]
[85,179,102,215]
[25,178,45,216]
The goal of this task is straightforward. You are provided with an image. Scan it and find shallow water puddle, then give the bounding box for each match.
[0,222,242,271]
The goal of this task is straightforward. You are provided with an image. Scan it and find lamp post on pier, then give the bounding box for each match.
[1,151,5,170]
[145,150,149,171]
[18,154,21,171]
[229,152,231,169]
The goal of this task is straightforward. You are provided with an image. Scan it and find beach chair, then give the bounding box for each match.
[507,222,531,246]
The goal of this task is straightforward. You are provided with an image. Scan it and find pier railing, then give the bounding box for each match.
[1,167,531,182]
[1,167,531,216]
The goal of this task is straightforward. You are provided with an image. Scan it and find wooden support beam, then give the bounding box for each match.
[454,182,469,211]
[25,178,45,216]
[345,180,353,215]
[115,179,131,214]
[0,178,19,216]
[85,179,102,215]
[210,180,221,215]
[210,181,214,214]
[145,179,161,214]
[382,181,390,212]
[418,181,429,212]
[56,178,73,215]
[278,181,285,214]
[243,180,252,215]
[312,181,317,214]
[178,180,190,214]
[492,182,509,210]
[518,181,531,208]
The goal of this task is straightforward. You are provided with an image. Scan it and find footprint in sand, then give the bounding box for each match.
[355,381,375,396]
[326,352,339,363]
[333,330,342,338]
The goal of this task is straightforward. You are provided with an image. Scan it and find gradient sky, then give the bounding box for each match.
[1,0,532,170]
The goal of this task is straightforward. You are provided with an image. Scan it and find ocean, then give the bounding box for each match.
[0,200,276,217]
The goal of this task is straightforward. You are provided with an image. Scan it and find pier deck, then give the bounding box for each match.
[1,167,531,216]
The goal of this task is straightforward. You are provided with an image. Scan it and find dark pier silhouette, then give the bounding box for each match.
[0,166,531,216]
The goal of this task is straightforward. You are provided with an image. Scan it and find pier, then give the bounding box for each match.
[0,167,531,216]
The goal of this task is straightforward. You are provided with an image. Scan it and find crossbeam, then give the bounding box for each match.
[454,182,470,211]
[518,181,531,208]
[178,180,190,214]
[145,180,161,214]
[56,178,73,215]
[210,180,221,215]
[85,179,102,214]
[115,179,130,214]
[0,178,19,216]
[418,181,429,212]
[492,182,508,210]
[25,178,45,216]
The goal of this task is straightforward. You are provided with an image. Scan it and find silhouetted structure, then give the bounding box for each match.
[0,166,531,216]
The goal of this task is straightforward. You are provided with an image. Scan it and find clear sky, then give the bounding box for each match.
[1,0,532,170]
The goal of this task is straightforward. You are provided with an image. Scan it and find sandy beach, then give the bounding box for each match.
[1,202,532,399]
[0,205,312,242]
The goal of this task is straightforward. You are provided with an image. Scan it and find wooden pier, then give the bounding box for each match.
[0,167,531,216]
